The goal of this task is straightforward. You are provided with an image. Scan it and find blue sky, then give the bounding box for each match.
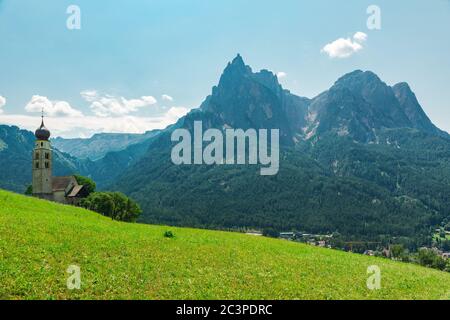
[0,0,449,137]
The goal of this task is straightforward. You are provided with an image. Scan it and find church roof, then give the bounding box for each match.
[67,185,84,198]
[52,176,77,191]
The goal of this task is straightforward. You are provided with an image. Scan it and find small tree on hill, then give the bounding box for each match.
[80,191,142,222]
[390,244,405,260]
[81,192,115,217]
[24,185,33,196]
[417,248,447,271]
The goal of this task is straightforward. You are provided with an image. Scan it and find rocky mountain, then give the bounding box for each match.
[169,55,447,145]
[304,70,448,143]
[392,82,447,137]
[197,54,309,145]
[108,55,450,245]
[53,130,161,161]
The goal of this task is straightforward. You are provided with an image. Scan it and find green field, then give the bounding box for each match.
[0,189,449,300]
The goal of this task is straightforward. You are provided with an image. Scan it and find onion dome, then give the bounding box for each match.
[35,117,51,141]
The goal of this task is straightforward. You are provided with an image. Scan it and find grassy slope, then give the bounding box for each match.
[0,189,449,300]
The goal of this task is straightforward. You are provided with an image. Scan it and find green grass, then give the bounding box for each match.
[0,189,449,300]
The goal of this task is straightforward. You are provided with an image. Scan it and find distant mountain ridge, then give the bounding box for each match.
[0,124,163,191]
[53,130,161,161]
[0,125,90,192]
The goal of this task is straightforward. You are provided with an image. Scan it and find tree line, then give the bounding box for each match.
[74,175,142,222]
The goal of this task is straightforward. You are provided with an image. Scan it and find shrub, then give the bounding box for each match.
[164,231,174,238]
[24,185,32,196]
[418,248,437,267]
[418,248,447,271]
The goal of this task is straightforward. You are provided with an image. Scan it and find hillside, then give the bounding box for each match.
[0,189,449,300]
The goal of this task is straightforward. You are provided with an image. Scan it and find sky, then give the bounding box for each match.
[0,0,449,138]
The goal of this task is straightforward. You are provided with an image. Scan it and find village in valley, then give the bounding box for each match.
[246,226,450,271]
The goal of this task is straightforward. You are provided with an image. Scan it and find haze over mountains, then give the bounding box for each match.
[52,131,161,161]
[1,55,449,245]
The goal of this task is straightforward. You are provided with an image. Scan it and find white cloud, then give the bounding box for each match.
[162,94,174,102]
[80,90,98,102]
[0,95,5,113]
[276,72,287,79]
[2,90,191,138]
[321,32,368,59]
[81,90,158,117]
[0,107,191,138]
[165,106,190,121]
[25,95,83,117]
[353,31,368,43]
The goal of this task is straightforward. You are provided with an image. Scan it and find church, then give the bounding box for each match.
[32,115,88,204]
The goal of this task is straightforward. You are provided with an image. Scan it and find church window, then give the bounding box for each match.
[45,153,49,160]
[35,162,39,169]
[35,152,39,160]
[45,162,49,169]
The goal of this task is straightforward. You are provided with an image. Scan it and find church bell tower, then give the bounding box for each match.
[32,112,53,198]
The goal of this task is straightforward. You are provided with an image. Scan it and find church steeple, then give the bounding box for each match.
[35,109,51,141]
[32,112,53,197]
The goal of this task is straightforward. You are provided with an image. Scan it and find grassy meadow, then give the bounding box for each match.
[0,189,449,300]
